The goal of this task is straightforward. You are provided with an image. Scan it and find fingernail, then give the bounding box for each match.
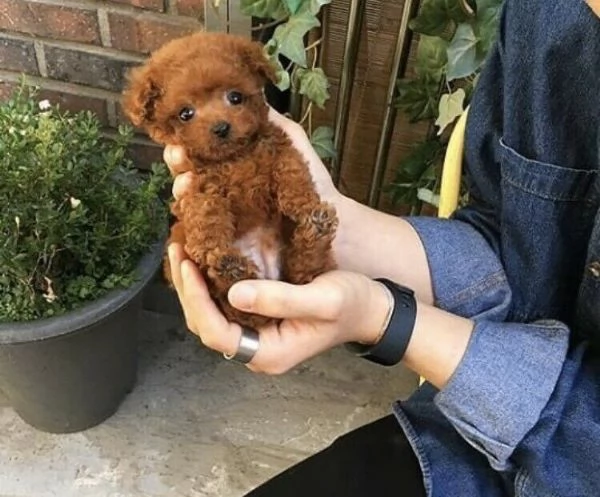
[229,283,257,311]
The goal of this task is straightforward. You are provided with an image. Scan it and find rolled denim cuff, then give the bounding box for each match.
[403,216,511,321]
[434,319,570,471]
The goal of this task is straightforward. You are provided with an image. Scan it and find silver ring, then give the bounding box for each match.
[223,327,259,364]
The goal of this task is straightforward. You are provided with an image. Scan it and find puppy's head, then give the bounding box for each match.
[122,32,277,163]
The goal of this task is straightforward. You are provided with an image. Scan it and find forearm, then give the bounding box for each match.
[402,302,474,389]
[333,195,435,305]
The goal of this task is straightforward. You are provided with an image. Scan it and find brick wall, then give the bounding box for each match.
[0,0,205,168]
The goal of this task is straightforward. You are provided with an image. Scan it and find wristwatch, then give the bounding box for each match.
[346,278,417,366]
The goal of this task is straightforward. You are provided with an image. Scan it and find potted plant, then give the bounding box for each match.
[0,84,169,433]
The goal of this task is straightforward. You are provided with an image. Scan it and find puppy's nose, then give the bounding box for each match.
[211,121,231,139]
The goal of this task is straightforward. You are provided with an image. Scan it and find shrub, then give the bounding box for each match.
[0,84,169,322]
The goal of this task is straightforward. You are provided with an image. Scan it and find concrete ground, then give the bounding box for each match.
[0,306,418,497]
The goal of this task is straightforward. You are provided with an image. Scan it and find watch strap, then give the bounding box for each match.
[346,278,417,366]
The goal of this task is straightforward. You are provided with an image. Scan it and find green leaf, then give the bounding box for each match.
[395,73,440,122]
[272,11,320,67]
[282,0,303,14]
[409,0,472,38]
[435,88,466,135]
[297,0,332,15]
[240,0,289,19]
[397,139,443,181]
[473,0,502,55]
[446,22,482,81]
[415,35,448,81]
[310,126,336,159]
[417,187,440,207]
[264,39,291,90]
[295,67,330,108]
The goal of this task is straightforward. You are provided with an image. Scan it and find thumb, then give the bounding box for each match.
[228,279,341,321]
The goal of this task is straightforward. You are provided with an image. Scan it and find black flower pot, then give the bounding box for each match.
[0,242,164,434]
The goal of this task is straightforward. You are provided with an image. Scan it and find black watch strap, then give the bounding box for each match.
[346,278,417,366]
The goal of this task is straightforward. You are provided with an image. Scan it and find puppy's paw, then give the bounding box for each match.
[207,251,258,290]
[308,203,338,238]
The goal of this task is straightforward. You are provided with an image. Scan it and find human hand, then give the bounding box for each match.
[168,243,391,375]
[162,107,342,204]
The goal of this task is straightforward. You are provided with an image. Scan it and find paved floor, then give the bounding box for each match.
[0,309,418,497]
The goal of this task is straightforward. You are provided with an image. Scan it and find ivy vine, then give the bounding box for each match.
[387,0,503,212]
[235,0,337,160]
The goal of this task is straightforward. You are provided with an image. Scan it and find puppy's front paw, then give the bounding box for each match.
[308,203,338,238]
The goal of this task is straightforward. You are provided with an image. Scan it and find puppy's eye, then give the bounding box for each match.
[178,107,195,122]
[226,91,244,106]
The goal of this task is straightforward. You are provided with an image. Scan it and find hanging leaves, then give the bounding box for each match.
[264,39,291,91]
[282,0,303,15]
[409,0,473,38]
[446,23,482,81]
[272,11,320,67]
[297,0,332,15]
[310,126,336,159]
[415,35,449,80]
[474,0,503,55]
[240,0,289,19]
[395,73,440,123]
[387,139,444,207]
[435,88,466,135]
[295,67,330,108]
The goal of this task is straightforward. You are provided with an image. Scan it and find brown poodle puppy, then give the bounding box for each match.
[122,31,338,328]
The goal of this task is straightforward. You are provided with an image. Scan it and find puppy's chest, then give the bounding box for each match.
[219,163,276,215]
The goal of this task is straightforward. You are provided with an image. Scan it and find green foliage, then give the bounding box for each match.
[239,0,335,159]
[310,126,336,159]
[294,67,330,108]
[384,139,444,210]
[0,84,169,323]
[389,0,503,211]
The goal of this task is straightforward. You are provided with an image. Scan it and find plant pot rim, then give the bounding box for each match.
[0,240,164,345]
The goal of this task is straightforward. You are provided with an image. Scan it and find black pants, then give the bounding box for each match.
[245,415,426,497]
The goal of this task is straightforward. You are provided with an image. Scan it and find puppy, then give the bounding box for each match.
[122,31,338,328]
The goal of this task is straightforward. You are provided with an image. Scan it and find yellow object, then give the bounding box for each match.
[418,107,469,386]
[438,107,469,219]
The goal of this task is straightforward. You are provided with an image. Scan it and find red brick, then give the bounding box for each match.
[44,45,137,92]
[126,141,164,169]
[108,12,201,54]
[173,0,204,19]
[0,82,109,127]
[115,99,147,135]
[109,0,165,11]
[37,89,109,126]
[0,0,101,45]
[0,81,16,100]
[0,36,39,75]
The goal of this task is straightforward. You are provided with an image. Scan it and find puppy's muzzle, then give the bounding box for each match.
[212,121,231,139]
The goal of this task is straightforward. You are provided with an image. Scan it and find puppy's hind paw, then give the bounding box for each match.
[207,251,258,290]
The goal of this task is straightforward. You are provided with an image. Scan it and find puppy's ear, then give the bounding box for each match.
[240,40,278,86]
[121,65,163,128]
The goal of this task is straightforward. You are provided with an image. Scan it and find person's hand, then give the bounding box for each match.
[168,243,391,375]
[162,107,342,204]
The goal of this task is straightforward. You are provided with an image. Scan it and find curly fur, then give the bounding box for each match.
[122,31,338,328]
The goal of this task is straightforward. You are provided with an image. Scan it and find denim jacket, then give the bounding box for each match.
[394,1,600,496]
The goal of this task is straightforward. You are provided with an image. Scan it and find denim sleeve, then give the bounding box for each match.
[404,216,573,474]
[404,216,511,320]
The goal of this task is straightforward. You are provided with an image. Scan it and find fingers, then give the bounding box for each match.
[228,278,343,321]
[163,145,188,175]
[167,244,242,357]
[172,172,194,200]
[245,321,339,375]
